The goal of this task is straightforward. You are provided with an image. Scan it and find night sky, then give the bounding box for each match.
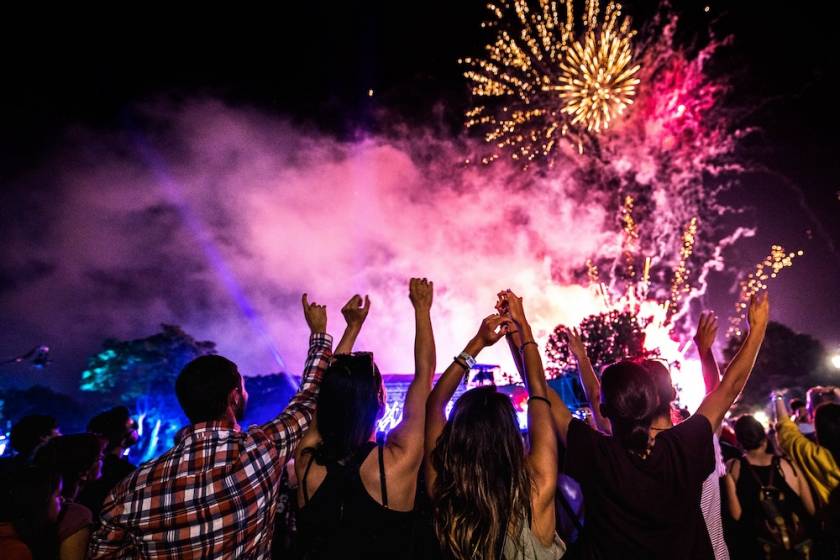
[1,1,839,393]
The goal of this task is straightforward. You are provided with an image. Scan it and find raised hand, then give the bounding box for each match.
[409,278,434,311]
[475,314,517,347]
[302,293,327,334]
[565,327,586,359]
[498,289,526,327]
[693,311,718,355]
[748,291,770,330]
[341,294,371,329]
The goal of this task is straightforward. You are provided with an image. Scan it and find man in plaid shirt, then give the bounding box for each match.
[89,295,332,559]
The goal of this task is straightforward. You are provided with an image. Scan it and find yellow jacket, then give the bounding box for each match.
[777,417,840,507]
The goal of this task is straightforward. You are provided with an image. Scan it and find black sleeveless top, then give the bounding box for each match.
[732,456,811,559]
[295,441,417,560]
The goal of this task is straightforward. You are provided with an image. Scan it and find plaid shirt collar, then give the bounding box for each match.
[174,420,241,445]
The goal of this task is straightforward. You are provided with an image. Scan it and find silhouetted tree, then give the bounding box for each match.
[724,321,828,407]
[0,385,88,438]
[545,310,651,378]
[79,325,216,461]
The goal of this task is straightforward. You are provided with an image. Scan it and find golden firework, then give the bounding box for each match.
[462,0,640,163]
[553,9,640,132]
[621,195,639,278]
[668,217,698,315]
[726,245,803,338]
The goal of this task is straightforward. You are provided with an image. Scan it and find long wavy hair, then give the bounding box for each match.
[307,352,384,464]
[431,386,531,560]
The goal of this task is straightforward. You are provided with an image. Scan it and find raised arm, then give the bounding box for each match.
[567,326,610,434]
[424,314,512,495]
[499,290,558,542]
[297,294,370,462]
[697,292,769,431]
[498,293,573,444]
[335,294,370,354]
[263,294,332,460]
[386,278,436,471]
[694,311,722,395]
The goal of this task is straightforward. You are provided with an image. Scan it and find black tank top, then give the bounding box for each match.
[296,441,417,560]
[734,456,811,559]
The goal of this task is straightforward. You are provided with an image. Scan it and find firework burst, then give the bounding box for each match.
[552,6,640,133]
[461,0,640,164]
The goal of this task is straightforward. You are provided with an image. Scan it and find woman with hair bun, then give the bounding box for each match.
[521,292,771,559]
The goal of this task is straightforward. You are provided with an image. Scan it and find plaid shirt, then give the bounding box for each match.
[88,333,332,559]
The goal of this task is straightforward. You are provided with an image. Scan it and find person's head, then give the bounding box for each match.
[640,358,676,420]
[814,403,840,466]
[4,465,62,560]
[600,361,659,455]
[176,355,247,424]
[310,352,384,464]
[807,386,839,419]
[33,434,104,501]
[431,386,531,560]
[87,406,139,453]
[789,398,806,416]
[10,415,60,458]
[733,415,768,452]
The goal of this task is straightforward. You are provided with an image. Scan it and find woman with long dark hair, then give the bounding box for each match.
[425,290,564,559]
[294,279,435,559]
[515,291,769,559]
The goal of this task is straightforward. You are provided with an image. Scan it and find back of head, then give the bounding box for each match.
[431,386,531,560]
[640,359,675,419]
[87,406,132,450]
[176,355,240,424]
[814,403,840,466]
[33,434,103,499]
[10,415,58,458]
[733,415,767,451]
[601,361,659,455]
[789,398,806,413]
[312,353,383,464]
[5,465,61,559]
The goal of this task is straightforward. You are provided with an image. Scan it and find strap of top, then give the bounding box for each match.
[378,442,388,509]
[741,455,777,488]
[302,452,317,505]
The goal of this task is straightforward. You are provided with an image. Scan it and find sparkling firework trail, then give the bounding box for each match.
[620,195,639,278]
[668,216,698,316]
[461,0,640,163]
[727,245,804,338]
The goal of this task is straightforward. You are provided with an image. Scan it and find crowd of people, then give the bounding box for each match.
[0,279,838,559]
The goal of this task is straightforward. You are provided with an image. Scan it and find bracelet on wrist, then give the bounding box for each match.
[519,340,537,353]
[453,357,469,371]
[528,396,551,407]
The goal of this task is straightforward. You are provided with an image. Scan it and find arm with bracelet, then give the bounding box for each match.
[423,313,515,496]
[498,290,559,546]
